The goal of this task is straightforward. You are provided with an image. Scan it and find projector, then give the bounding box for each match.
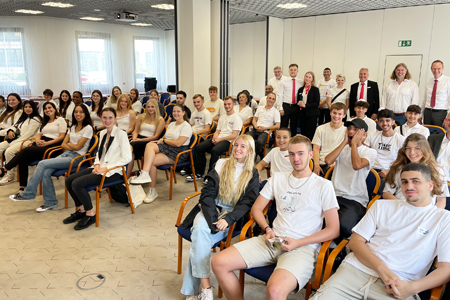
[116,12,138,22]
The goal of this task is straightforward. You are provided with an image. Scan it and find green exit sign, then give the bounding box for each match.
[398,40,412,47]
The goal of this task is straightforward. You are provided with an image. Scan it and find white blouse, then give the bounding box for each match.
[40,117,67,139]
[233,106,253,123]
[116,113,132,131]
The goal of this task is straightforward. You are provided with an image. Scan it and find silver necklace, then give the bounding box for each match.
[288,171,313,190]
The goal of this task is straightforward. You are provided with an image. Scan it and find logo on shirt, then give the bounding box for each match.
[207,107,215,113]
[418,227,429,235]
[377,143,391,151]
[228,122,234,126]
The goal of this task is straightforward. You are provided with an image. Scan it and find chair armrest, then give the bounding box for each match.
[313,240,332,289]
[266,129,276,144]
[76,157,96,172]
[224,223,236,248]
[238,218,256,242]
[43,145,63,159]
[242,125,250,134]
[176,191,202,226]
[65,153,91,176]
[204,133,214,140]
[323,239,349,282]
[172,148,192,169]
[96,165,127,190]
[430,284,444,300]
[47,146,63,159]
[367,195,380,211]
[19,138,35,151]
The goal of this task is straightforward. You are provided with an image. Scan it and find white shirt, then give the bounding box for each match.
[40,117,67,139]
[261,172,339,250]
[421,74,450,112]
[259,95,282,111]
[90,110,103,127]
[325,87,349,106]
[332,144,377,207]
[437,135,450,181]
[364,132,406,170]
[0,109,23,135]
[251,99,259,115]
[9,117,41,145]
[350,116,377,136]
[217,113,243,141]
[204,99,225,119]
[318,79,337,108]
[262,148,293,176]
[139,120,161,138]
[312,123,347,165]
[116,113,132,131]
[254,106,280,133]
[104,97,118,111]
[132,101,142,115]
[357,80,368,101]
[39,99,59,116]
[394,122,430,139]
[279,77,303,105]
[268,75,288,96]
[190,108,212,133]
[165,121,192,146]
[344,200,450,282]
[233,106,253,123]
[381,79,420,113]
[69,125,93,155]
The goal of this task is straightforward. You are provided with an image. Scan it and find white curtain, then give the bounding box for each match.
[76,31,113,95]
[133,36,165,91]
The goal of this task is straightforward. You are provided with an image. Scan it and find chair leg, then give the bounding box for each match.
[39,180,42,195]
[177,234,183,274]
[123,181,135,214]
[305,281,312,299]
[169,167,173,200]
[64,174,68,209]
[191,155,198,192]
[107,187,113,203]
[218,285,223,298]
[96,187,100,227]
[239,270,245,296]
[165,169,169,180]
[173,169,177,184]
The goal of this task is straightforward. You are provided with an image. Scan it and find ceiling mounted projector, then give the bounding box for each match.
[116,12,138,22]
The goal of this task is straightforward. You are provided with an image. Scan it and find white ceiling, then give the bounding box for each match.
[1,0,450,30]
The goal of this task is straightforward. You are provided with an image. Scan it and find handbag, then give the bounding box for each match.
[128,183,146,208]
[109,180,146,208]
[5,126,20,143]
[331,88,347,104]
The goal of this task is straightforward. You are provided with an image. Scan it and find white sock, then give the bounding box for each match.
[140,171,149,176]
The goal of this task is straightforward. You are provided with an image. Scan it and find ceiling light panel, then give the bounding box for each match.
[42,2,75,8]
[276,3,307,9]
[15,9,44,14]
[80,17,104,21]
[130,23,152,26]
[151,4,174,10]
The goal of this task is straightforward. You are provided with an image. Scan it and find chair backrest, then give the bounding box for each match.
[309,159,313,171]
[103,96,108,103]
[159,127,167,139]
[141,96,150,106]
[84,100,92,107]
[165,103,175,117]
[88,134,99,156]
[424,124,446,135]
[209,121,217,134]
[188,133,198,149]
[159,92,171,106]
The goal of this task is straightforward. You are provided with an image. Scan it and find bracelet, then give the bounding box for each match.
[265,226,272,232]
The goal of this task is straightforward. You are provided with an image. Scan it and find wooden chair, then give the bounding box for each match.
[197,121,217,144]
[424,124,446,134]
[159,92,171,107]
[262,128,277,157]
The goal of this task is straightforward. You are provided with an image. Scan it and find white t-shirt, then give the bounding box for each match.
[325,87,349,107]
[394,122,430,139]
[66,102,89,126]
[262,148,293,176]
[350,116,377,135]
[165,121,192,146]
[312,123,347,165]
[39,99,59,116]
[132,101,142,115]
[344,200,450,282]
[104,98,118,111]
[254,106,280,133]
[69,125,93,155]
[217,113,243,141]
[40,117,67,139]
[332,144,377,207]
[259,96,282,111]
[204,99,225,119]
[90,110,103,127]
[233,106,253,123]
[190,108,212,133]
[364,132,406,170]
[215,159,245,194]
[261,172,339,250]
[318,79,337,108]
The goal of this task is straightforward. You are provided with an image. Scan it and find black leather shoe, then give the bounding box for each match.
[74,215,96,230]
[63,210,86,224]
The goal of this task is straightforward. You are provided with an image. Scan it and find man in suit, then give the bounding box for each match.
[428,112,450,183]
[349,68,380,120]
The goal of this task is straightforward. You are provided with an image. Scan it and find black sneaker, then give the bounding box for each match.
[63,210,86,224]
[74,215,96,230]
[186,174,202,182]
[179,167,188,176]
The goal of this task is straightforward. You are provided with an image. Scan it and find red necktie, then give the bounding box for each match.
[430,79,438,108]
[292,78,296,104]
[359,82,365,100]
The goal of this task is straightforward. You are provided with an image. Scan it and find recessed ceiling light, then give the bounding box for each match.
[276,3,307,9]
[131,23,152,27]
[94,9,101,11]
[41,2,74,8]
[151,4,174,10]
[15,9,44,14]
[80,17,104,21]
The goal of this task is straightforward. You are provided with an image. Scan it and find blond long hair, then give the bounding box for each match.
[138,99,161,126]
[218,135,255,206]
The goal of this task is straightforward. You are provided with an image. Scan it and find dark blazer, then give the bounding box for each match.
[428,133,445,159]
[182,167,259,234]
[349,80,380,118]
[297,86,320,117]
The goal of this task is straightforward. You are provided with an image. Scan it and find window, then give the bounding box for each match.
[133,36,164,92]
[76,31,113,94]
[0,28,29,95]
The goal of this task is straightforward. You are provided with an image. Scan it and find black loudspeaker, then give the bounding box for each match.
[144,77,157,92]
[167,85,176,93]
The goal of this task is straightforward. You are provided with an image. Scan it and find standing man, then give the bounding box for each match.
[349,68,380,120]
[279,64,303,137]
[204,86,225,122]
[318,68,337,125]
[268,66,287,97]
[421,60,450,126]
[166,90,192,125]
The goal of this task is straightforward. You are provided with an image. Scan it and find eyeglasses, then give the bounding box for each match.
[404,147,421,152]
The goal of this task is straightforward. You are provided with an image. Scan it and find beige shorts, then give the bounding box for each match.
[233,234,317,289]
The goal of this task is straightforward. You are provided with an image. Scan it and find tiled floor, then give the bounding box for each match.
[0,160,306,299]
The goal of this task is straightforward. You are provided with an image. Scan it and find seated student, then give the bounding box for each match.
[394,104,429,139]
[166,90,192,125]
[64,107,132,230]
[180,134,259,300]
[364,109,405,180]
[72,91,85,106]
[89,90,105,132]
[0,102,66,189]
[127,99,165,180]
[212,135,340,300]
[186,97,243,184]
[10,105,93,212]
[129,88,142,115]
[258,85,282,112]
[116,94,137,135]
[350,100,376,135]
[312,102,347,175]
[248,92,280,160]
[313,163,450,300]
[234,91,253,127]
[148,89,165,117]
[204,86,225,122]
[0,95,5,115]
[429,112,450,182]
[58,90,75,125]
[104,86,121,111]
[38,89,58,115]
[255,127,292,182]
[130,104,192,203]
[383,133,447,208]
[325,118,377,240]
[0,93,23,140]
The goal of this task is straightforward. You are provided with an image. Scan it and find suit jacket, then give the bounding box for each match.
[428,133,445,159]
[297,86,320,117]
[349,80,380,118]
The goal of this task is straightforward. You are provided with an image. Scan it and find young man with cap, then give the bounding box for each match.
[325,118,377,241]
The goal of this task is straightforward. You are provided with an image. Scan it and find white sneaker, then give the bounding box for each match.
[144,188,158,203]
[0,170,16,186]
[129,171,152,185]
[198,287,213,300]
[185,296,198,300]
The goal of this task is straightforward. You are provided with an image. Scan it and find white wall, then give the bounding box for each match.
[164,30,177,89]
[229,21,266,98]
[0,16,173,96]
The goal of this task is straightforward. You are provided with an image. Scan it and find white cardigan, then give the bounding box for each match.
[93,125,132,177]
[9,117,42,145]
[0,110,23,136]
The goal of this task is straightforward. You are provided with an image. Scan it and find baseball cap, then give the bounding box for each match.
[344,118,368,132]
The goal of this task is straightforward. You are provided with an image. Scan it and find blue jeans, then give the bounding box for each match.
[394,114,407,126]
[20,151,81,207]
[181,200,234,296]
